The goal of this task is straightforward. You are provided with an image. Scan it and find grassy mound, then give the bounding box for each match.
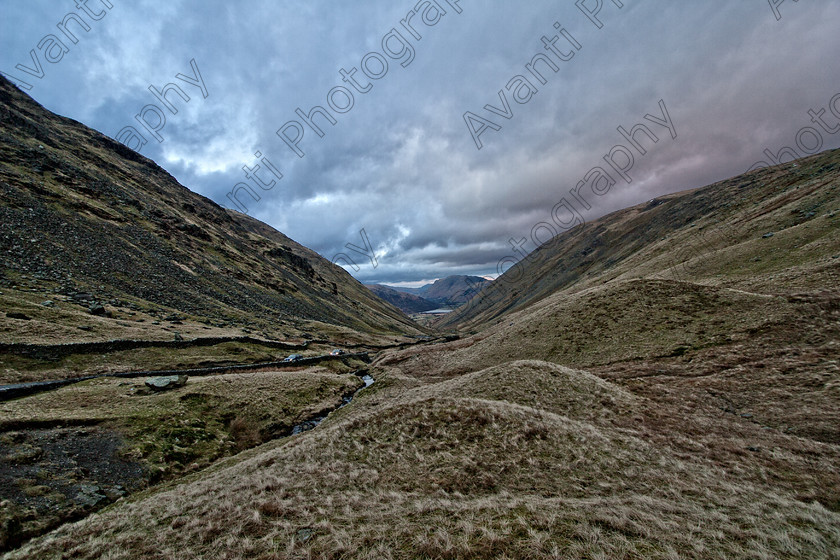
[417,359,637,423]
[8,395,839,559]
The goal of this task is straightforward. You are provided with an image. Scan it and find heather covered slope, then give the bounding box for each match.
[0,75,422,347]
[439,148,840,330]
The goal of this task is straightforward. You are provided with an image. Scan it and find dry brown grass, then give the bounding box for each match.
[377,278,823,380]
[0,369,360,429]
[6,360,840,559]
[5,153,838,557]
[410,359,638,424]
[6,72,838,558]
[376,277,840,499]
[7,268,838,558]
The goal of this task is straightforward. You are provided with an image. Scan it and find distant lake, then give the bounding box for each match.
[422,308,453,314]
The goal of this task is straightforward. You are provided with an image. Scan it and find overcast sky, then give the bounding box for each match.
[2,1,839,286]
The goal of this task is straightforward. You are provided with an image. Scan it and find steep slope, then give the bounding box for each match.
[0,75,422,346]
[366,284,437,313]
[439,149,839,330]
[381,276,840,440]
[360,149,840,525]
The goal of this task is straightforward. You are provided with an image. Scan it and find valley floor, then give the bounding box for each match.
[3,276,839,559]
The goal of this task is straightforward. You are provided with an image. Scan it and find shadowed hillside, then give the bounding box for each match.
[0,75,423,349]
[393,275,491,306]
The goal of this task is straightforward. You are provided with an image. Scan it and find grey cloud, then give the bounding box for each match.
[3,1,839,284]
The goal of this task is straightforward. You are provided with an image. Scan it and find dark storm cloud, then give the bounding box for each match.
[3,1,839,284]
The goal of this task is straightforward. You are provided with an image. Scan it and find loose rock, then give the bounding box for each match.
[145,375,188,392]
[89,304,104,315]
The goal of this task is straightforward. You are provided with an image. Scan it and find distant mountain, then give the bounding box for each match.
[390,275,491,306]
[0,75,422,343]
[366,284,438,314]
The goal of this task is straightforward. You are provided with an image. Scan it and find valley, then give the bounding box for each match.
[1,70,839,559]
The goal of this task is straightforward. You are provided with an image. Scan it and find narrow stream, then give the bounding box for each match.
[291,372,374,435]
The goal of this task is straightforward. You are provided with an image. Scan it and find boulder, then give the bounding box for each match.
[75,484,107,508]
[145,375,188,392]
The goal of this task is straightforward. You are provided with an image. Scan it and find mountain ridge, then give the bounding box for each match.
[388,274,491,306]
[439,149,840,330]
[0,74,423,346]
[366,284,438,314]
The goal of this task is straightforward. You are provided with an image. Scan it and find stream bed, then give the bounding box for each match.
[291,372,374,435]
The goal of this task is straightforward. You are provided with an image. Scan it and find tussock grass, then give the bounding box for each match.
[8,368,840,559]
[388,279,808,377]
[416,360,637,423]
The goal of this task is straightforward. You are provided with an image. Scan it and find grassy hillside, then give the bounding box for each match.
[8,359,839,559]
[439,148,839,330]
[0,74,427,550]
[7,157,840,557]
[0,75,423,351]
[3,75,839,559]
